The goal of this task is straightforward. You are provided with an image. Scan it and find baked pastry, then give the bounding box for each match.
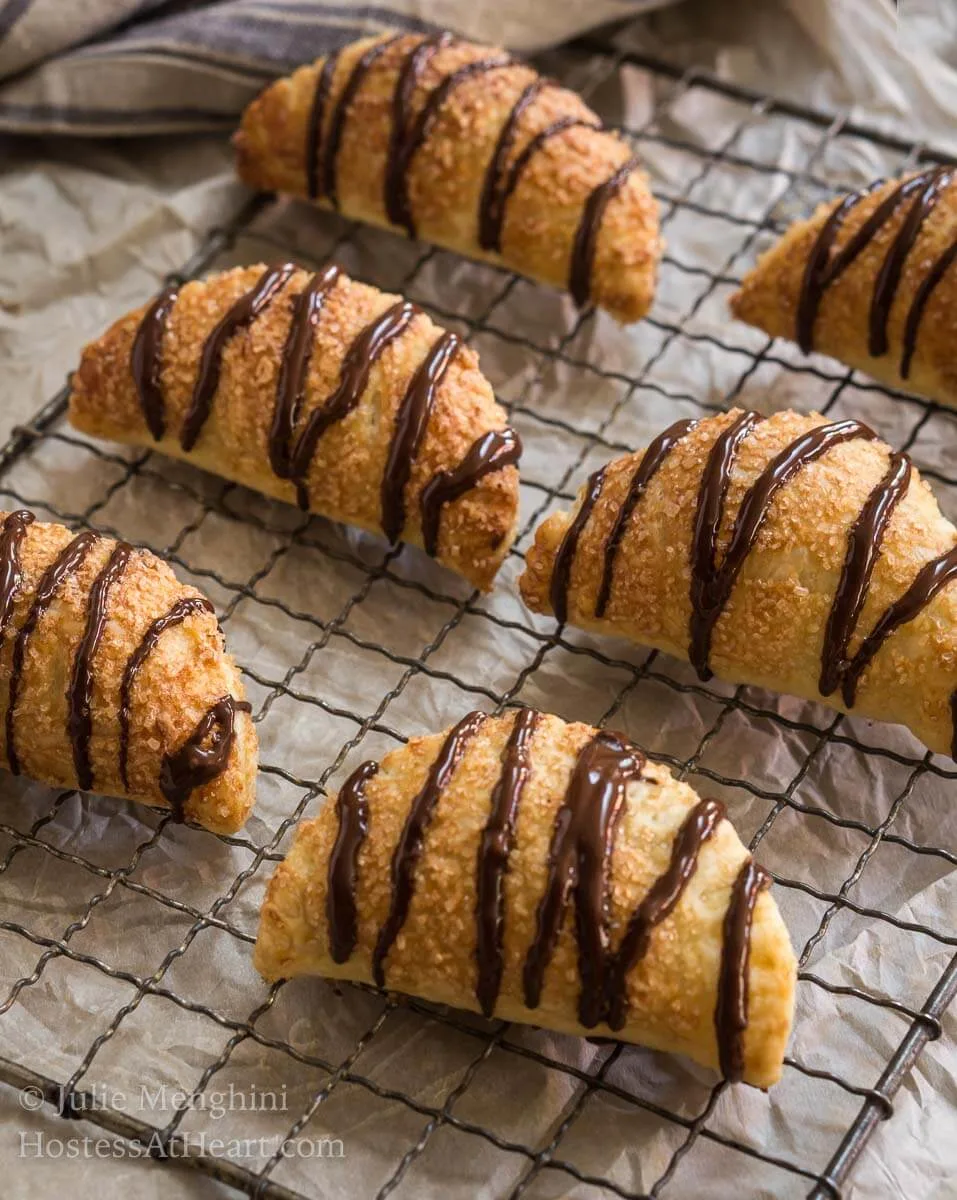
[254,708,796,1087]
[68,263,520,591]
[233,32,660,323]
[731,167,957,408]
[520,409,957,759]
[0,510,256,834]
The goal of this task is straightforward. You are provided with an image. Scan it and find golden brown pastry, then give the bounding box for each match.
[233,32,660,323]
[0,510,256,834]
[255,708,796,1088]
[520,409,957,759]
[68,263,520,591]
[731,167,957,408]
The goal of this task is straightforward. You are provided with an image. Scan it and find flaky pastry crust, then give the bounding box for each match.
[255,709,795,1088]
[234,33,661,323]
[0,512,256,833]
[68,263,519,591]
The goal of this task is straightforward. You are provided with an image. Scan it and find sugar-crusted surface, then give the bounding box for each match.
[253,709,797,1090]
[730,173,957,409]
[0,513,257,833]
[67,262,519,592]
[234,33,661,323]
[519,409,957,757]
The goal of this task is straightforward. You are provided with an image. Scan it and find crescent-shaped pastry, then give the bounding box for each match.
[254,708,796,1088]
[519,409,957,759]
[731,167,957,408]
[68,263,520,591]
[0,511,256,833]
[233,32,660,323]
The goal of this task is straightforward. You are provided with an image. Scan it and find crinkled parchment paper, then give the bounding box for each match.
[0,1,955,1197]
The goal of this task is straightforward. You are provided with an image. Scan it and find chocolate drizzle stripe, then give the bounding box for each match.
[690,417,871,680]
[419,428,522,557]
[842,543,957,708]
[384,32,453,229]
[67,541,132,792]
[320,36,401,208]
[181,263,296,452]
[475,708,541,1017]
[305,49,341,200]
[569,156,640,308]
[595,418,697,619]
[6,531,99,776]
[119,595,214,792]
[270,265,342,480]
[372,710,487,987]
[391,53,513,238]
[549,467,607,625]
[477,76,547,252]
[290,299,417,510]
[131,284,179,441]
[819,451,911,698]
[159,694,251,822]
[715,859,770,1082]
[605,797,724,1031]
[0,511,35,637]
[522,730,644,1027]
[381,330,461,545]
[901,238,957,379]
[328,760,379,963]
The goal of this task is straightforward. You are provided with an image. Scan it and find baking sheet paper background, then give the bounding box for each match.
[1,0,956,1196]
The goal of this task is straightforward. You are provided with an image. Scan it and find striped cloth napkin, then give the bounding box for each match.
[0,0,679,135]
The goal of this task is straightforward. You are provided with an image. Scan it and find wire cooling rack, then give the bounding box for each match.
[0,33,955,1200]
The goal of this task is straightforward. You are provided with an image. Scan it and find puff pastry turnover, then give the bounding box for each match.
[68,263,520,591]
[731,167,957,408]
[254,708,796,1088]
[0,511,256,833]
[233,32,660,323]
[520,409,957,758]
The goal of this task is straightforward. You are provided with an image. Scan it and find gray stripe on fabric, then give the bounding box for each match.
[0,0,33,40]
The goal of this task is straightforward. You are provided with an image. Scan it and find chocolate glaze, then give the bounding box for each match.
[381,330,461,545]
[159,695,251,821]
[320,36,401,208]
[475,708,541,1017]
[522,730,644,1027]
[419,428,522,557]
[0,511,35,637]
[290,299,416,509]
[327,759,379,963]
[181,263,295,452]
[270,264,342,479]
[715,859,769,1081]
[119,595,214,792]
[305,49,341,200]
[689,418,869,679]
[372,710,487,987]
[605,797,724,1031]
[477,77,547,252]
[67,541,132,791]
[385,32,454,229]
[819,450,911,698]
[595,418,697,619]
[569,157,640,309]
[549,467,608,625]
[130,284,179,440]
[797,168,955,374]
[6,532,99,776]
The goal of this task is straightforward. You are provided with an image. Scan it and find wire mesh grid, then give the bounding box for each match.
[0,35,955,1200]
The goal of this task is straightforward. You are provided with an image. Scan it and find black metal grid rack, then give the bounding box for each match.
[0,33,955,1200]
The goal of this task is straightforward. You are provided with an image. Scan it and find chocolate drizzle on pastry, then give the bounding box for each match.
[0,511,35,636]
[159,695,251,821]
[329,708,771,1072]
[716,859,770,1082]
[302,33,643,306]
[797,167,956,377]
[420,428,522,556]
[130,284,179,441]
